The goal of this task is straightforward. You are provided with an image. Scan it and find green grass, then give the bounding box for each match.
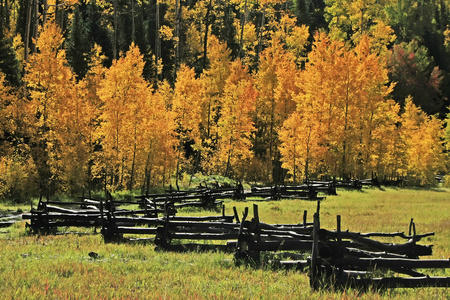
[0,187,449,299]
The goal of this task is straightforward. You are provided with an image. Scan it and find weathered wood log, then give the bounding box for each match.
[23,212,102,221]
[253,240,314,251]
[329,257,450,270]
[0,220,19,228]
[36,220,102,227]
[42,201,87,206]
[157,243,235,253]
[165,221,241,230]
[111,216,161,226]
[114,227,158,234]
[277,260,309,270]
[341,246,409,259]
[319,228,435,241]
[347,276,450,289]
[318,230,433,257]
[257,222,314,232]
[167,232,239,240]
[38,205,100,215]
[0,214,24,221]
[167,226,238,234]
[167,215,235,222]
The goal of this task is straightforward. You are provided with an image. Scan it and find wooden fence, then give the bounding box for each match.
[20,185,449,290]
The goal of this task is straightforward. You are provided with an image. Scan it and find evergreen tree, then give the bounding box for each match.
[67,4,92,79]
[0,35,21,87]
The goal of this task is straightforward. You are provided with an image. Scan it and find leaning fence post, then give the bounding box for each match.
[303,210,307,226]
[409,218,414,236]
[233,206,240,223]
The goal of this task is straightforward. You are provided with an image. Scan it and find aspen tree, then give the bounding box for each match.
[97,43,150,191]
[25,21,78,196]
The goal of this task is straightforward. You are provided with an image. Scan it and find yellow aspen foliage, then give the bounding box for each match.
[25,21,80,194]
[279,111,326,183]
[368,100,401,179]
[200,35,232,148]
[234,19,258,62]
[281,32,398,180]
[325,0,388,41]
[365,20,396,59]
[97,43,151,191]
[399,97,446,185]
[141,84,178,188]
[77,44,107,191]
[0,73,38,201]
[270,13,310,64]
[253,38,299,181]
[172,64,203,184]
[172,64,203,147]
[214,60,256,180]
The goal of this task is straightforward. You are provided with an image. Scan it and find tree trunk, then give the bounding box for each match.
[24,0,33,64]
[32,0,38,53]
[174,0,182,73]
[155,0,161,81]
[238,0,248,58]
[256,8,265,63]
[129,126,137,192]
[202,0,212,69]
[0,0,3,33]
[113,0,118,60]
[42,0,48,25]
[131,0,135,42]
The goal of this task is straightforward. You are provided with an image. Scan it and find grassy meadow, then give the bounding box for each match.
[0,187,449,299]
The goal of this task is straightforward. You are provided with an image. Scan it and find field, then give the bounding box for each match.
[0,187,449,299]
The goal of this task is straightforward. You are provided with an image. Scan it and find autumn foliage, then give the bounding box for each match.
[0,15,448,201]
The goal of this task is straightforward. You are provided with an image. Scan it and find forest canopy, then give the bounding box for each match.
[0,0,449,201]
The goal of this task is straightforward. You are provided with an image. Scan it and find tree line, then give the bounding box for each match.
[0,0,449,201]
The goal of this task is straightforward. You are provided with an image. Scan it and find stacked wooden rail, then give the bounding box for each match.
[231,202,449,289]
[309,211,450,289]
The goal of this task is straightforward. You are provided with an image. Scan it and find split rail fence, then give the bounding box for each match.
[22,193,449,290]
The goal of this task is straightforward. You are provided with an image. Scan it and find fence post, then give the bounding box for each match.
[234,207,249,265]
[310,211,320,290]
